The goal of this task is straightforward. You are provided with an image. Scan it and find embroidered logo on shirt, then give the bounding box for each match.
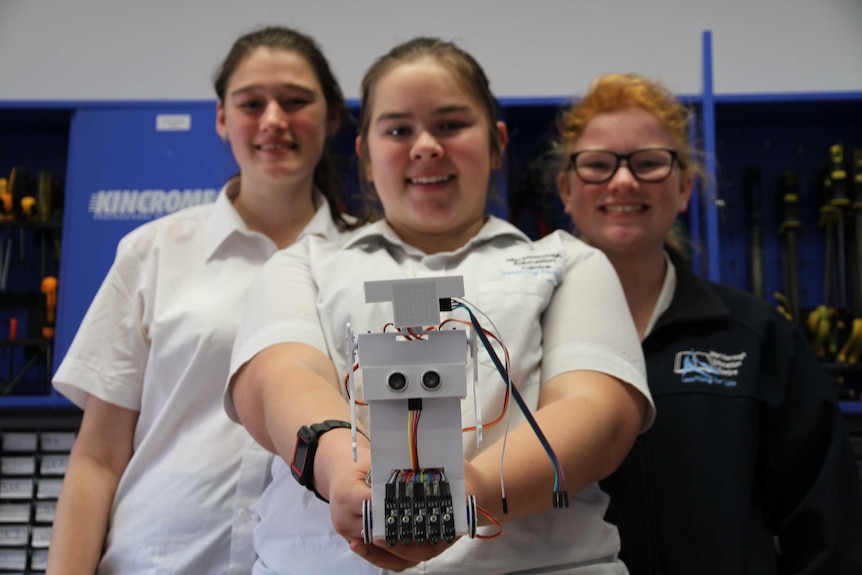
[673,350,746,387]
[502,253,561,278]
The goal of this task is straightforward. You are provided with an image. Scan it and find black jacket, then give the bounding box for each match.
[600,248,862,574]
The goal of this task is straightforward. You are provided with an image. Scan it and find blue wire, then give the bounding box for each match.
[453,301,565,492]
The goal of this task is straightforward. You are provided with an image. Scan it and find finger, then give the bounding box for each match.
[372,539,452,563]
[349,539,419,572]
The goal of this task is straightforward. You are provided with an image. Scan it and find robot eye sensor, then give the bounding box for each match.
[387,371,408,392]
[421,370,441,391]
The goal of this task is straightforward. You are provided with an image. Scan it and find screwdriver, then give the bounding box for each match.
[42,276,58,339]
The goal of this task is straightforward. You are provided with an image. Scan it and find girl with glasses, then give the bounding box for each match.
[556,72,862,575]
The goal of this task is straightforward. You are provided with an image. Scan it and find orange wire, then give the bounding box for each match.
[439,319,513,433]
[475,506,503,540]
[342,363,368,406]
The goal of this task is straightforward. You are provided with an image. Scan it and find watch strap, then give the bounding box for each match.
[292,419,355,502]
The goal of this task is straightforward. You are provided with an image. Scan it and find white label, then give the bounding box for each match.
[156,114,191,131]
[36,478,63,499]
[40,432,76,452]
[1,456,35,475]
[0,479,34,499]
[0,547,26,569]
[31,526,52,548]
[0,503,29,523]
[0,525,28,546]
[34,500,56,523]
[39,454,69,476]
[31,547,49,569]
[2,433,37,452]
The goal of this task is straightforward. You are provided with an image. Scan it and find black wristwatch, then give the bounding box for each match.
[290,420,353,502]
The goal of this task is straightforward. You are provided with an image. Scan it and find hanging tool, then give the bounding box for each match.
[5,318,17,387]
[743,166,765,298]
[41,276,57,339]
[36,169,52,224]
[0,178,11,291]
[0,177,11,220]
[20,197,37,220]
[776,171,801,323]
[828,144,850,310]
[808,163,840,358]
[41,275,58,381]
[838,149,862,364]
[8,167,29,261]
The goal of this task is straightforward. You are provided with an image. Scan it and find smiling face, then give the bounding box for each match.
[357,58,506,254]
[216,47,337,191]
[558,107,692,257]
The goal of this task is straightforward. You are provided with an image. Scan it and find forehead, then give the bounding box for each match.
[370,59,480,117]
[577,108,674,149]
[227,47,321,94]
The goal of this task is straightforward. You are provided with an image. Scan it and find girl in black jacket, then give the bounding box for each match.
[555,72,862,574]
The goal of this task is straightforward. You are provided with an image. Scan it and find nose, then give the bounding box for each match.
[608,160,638,188]
[411,131,442,160]
[261,101,288,132]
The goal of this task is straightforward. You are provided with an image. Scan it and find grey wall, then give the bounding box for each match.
[1,0,861,102]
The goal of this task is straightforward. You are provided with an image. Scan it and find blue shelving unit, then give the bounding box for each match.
[2,31,862,413]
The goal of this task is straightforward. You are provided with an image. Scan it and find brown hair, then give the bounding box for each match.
[213,26,358,230]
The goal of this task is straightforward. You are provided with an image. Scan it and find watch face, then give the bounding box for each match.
[290,435,312,485]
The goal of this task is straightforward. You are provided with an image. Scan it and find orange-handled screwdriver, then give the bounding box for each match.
[0,177,11,220]
[42,276,57,338]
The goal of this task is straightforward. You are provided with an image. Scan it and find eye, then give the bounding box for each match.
[438,120,467,132]
[237,99,264,112]
[279,97,312,112]
[632,153,670,171]
[581,157,613,170]
[384,125,412,137]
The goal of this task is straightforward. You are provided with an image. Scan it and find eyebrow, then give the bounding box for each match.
[374,104,473,124]
[229,83,316,99]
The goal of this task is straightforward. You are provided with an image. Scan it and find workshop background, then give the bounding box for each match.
[1,1,862,572]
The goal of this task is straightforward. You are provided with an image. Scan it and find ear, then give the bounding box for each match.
[557,171,573,215]
[677,173,694,213]
[215,101,228,141]
[326,108,341,137]
[355,135,372,182]
[491,121,509,169]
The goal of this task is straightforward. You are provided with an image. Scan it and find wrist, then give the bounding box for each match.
[289,420,368,502]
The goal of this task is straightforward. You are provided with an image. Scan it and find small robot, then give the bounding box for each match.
[348,276,478,545]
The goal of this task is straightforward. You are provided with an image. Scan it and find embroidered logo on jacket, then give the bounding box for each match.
[673,350,746,387]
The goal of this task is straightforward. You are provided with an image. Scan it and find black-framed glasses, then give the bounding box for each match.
[569,148,679,184]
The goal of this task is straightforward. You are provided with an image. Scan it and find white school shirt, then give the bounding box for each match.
[53,182,350,575]
[228,216,653,575]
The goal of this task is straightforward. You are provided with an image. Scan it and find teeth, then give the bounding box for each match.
[605,205,644,213]
[409,175,450,184]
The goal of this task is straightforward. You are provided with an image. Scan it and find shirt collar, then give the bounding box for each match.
[203,180,246,261]
[643,251,677,338]
[647,246,730,337]
[342,215,530,256]
[203,180,332,261]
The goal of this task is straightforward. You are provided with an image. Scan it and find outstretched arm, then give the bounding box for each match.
[231,342,438,571]
[467,369,646,522]
[46,396,137,575]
